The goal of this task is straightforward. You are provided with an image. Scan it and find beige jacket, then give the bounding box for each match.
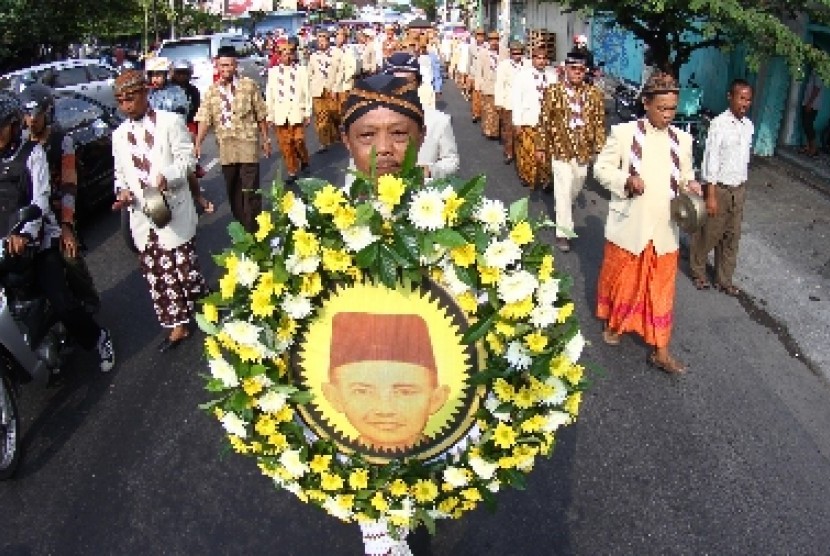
[511,66,558,127]
[112,110,197,251]
[593,120,695,256]
[470,43,486,89]
[309,47,342,97]
[266,63,312,126]
[361,43,377,74]
[335,45,358,93]
[479,47,501,95]
[494,58,522,109]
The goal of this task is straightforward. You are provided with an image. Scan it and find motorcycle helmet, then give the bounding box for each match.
[574,34,588,47]
[0,90,23,128]
[19,83,55,126]
[145,56,171,74]
[172,59,193,73]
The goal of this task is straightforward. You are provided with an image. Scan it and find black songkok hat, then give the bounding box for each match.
[382,52,420,76]
[565,50,588,65]
[342,74,424,131]
[216,45,238,58]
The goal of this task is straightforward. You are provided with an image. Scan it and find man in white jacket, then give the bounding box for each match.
[495,41,525,164]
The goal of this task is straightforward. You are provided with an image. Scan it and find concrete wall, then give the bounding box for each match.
[520,1,589,64]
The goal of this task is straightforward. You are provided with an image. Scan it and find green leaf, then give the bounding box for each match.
[401,140,419,175]
[298,177,329,199]
[272,258,290,283]
[290,390,315,405]
[195,313,219,335]
[462,309,498,344]
[416,508,436,536]
[227,221,249,243]
[430,228,467,248]
[502,468,527,490]
[453,264,476,287]
[508,198,529,224]
[355,203,376,225]
[355,243,379,268]
[392,222,421,263]
[458,174,486,199]
[378,245,400,288]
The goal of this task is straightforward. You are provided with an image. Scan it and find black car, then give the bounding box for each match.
[53,91,123,218]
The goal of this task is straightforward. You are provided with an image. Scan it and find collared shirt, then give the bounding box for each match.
[195,76,267,162]
[701,110,754,186]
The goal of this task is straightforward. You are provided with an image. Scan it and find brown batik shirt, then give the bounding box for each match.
[535,82,606,165]
[195,76,267,165]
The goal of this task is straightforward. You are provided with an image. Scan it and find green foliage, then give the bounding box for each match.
[557,0,830,81]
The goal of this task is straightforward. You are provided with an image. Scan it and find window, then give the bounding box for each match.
[158,39,211,62]
[54,67,90,87]
[87,64,117,81]
[55,95,104,130]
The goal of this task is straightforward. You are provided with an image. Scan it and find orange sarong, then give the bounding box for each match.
[596,240,678,348]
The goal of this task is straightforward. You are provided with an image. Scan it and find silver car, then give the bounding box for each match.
[156,33,268,96]
[0,59,118,109]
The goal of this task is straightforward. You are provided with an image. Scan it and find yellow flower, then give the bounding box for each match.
[564,392,582,416]
[332,204,357,230]
[430,267,444,282]
[224,253,239,273]
[306,489,327,502]
[213,407,225,420]
[292,229,320,257]
[461,488,482,502]
[202,303,219,323]
[205,337,221,359]
[219,273,236,300]
[438,497,460,514]
[313,184,346,214]
[495,321,515,337]
[242,377,264,397]
[280,191,296,214]
[513,387,536,409]
[267,432,288,451]
[388,514,410,528]
[498,455,516,469]
[550,355,570,378]
[377,174,406,207]
[539,254,554,282]
[566,364,584,386]
[229,435,249,454]
[443,191,464,225]
[322,247,353,273]
[250,287,275,317]
[486,332,505,355]
[450,243,476,267]
[389,479,408,497]
[300,272,323,297]
[236,344,262,363]
[500,296,534,319]
[478,265,500,285]
[336,494,355,512]
[255,415,277,436]
[411,479,439,503]
[520,415,547,433]
[255,211,274,241]
[345,266,362,281]
[277,316,297,342]
[349,468,369,490]
[371,491,390,512]
[493,378,514,402]
[509,221,534,246]
[493,422,517,449]
[275,405,294,423]
[310,454,332,474]
[524,331,548,353]
[557,302,575,323]
[456,291,478,314]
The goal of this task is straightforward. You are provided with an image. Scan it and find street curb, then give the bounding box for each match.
[754,154,830,199]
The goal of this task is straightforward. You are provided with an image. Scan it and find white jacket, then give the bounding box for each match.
[113,110,196,251]
[494,58,523,109]
[511,65,558,127]
[266,63,312,125]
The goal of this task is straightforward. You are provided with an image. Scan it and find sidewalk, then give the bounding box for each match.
[774,145,830,195]
[730,153,830,379]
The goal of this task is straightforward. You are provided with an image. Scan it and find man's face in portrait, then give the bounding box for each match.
[322,360,450,451]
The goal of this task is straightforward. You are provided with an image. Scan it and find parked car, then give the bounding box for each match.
[52,91,123,218]
[156,33,267,95]
[0,59,119,110]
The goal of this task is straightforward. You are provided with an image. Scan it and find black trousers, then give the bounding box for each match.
[802,106,818,142]
[35,248,101,350]
[221,162,261,233]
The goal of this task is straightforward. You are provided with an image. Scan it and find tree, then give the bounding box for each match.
[557,0,830,81]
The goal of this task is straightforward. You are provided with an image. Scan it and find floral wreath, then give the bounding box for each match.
[198,154,587,535]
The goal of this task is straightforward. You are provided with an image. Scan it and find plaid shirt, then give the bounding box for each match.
[195,77,266,144]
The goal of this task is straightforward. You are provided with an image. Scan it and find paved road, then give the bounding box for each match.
[2,82,830,556]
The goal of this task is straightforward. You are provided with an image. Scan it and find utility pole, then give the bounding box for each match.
[152,0,160,47]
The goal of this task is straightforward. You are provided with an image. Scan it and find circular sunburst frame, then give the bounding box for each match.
[197,166,588,531]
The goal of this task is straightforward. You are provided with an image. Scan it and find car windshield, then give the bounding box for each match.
[158,40,211,61]
[55,94,106,130]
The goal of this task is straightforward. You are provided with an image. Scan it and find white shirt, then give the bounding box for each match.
[701,110,754,187]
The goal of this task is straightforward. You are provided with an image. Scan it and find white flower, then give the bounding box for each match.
[497,269,539,304]
[287,198,308,228]
[483,238,522,269]
[505,341,532,370]
[542,376,568,406]
[209,358,239,388]
[409,188,445,230]
[542,410,573,432]
[279,449,309,478]
[270,237,282,254]
[529,305,558,328]
[257,390,288,413]
[487,480,501,492]
[536,279,561,306]
[441,263,469,295]
[235,255,260,288]
[223,320,262,346]
[221,412,248,438]
[386,497,414,521]
[372,199,394,220]
[443,466,470,488]
[468,455,498,480]
[484,394,511,422]
[475,198,507,233]
[285,253,320,275]
[324,497,353,521]
[282,293,313,319]
[341,225,378,252]
[564,332,585,363]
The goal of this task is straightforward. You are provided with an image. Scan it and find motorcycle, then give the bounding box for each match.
[0,205,73,479]
[613,77,645,122]
[672,73,714,171]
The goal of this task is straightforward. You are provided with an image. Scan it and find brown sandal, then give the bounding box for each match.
[602,326,621,346]
[692,276,711,290]
[648,353,686,375]
[716,283,740,296]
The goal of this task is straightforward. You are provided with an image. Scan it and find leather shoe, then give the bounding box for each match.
[158,334,189,353]
[555,238,571,253]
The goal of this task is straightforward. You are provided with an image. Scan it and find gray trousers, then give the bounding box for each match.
[690,183,747,286]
